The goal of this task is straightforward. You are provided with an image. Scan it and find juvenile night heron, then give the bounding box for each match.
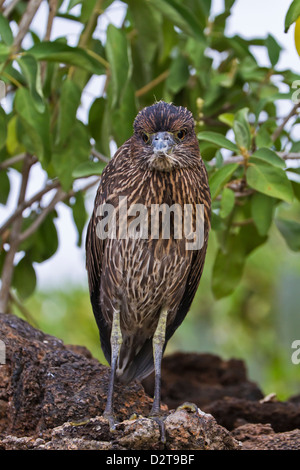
[86,101,211,437]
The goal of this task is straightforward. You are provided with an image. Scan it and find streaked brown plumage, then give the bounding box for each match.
[86,101,211,435]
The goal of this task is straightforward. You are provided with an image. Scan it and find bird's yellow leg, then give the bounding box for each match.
[150,308,168,443]
[103,308,122,431]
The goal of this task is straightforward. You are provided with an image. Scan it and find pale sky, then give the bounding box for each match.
[1,0,299,289]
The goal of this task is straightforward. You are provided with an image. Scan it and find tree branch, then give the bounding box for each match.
[135,70,170,98]
[18,187,64,243]
[3,0,21,17]
[13,0,43,51]
[0,180,60,238]
[41,0,58,82]
[0,154,33,313]
[271,103,300,142]
[209,152,300,166]
[0,153,28,171]
[91,147,110,163]
[18,177,101,243]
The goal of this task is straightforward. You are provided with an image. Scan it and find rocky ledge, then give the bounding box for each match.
[0,313,299,450]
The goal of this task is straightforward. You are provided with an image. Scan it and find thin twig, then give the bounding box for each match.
[18,177,101,243]
[208,151,300,166]
[91,147,110,163]
[135,70,170,98]
[0,154,33,313]
[68,0,104,79]
[13,0,43,51]
[3,0,21,17]
[45,0,58,41]
[0,180,60,237]
[279,152,300,160]
[232,218,254,227]
[0,153,27,171]
[9,290,38,327]
[271,103,300,142]
[18,188,64,243]
[40,0,58,82]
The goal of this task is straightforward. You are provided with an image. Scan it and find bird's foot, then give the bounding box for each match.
[149,413,167,444]
[176,402,198,413]
[103,410,117,433]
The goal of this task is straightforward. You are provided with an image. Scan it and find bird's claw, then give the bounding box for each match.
[103,411,117,433]
[149,414,167,444]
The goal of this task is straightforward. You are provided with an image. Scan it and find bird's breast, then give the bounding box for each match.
[98,166,207,333]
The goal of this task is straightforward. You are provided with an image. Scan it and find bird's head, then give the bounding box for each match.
[131,101,200,172]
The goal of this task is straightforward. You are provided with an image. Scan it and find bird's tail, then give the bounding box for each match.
[116,335,154,384]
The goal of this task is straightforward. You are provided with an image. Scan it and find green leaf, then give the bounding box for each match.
[20,212,59,263]
[88,97,106,143]
[246,162,294,203]
[166,55,190,93]
[111,82,137,146]
[239,223,268,255]
[56,79,81,145]
[284,0,300,32]
[126,0,162,63]
[211,211,226,231]
[29,41,106,75]
[71,192,87,246]
[218,113,234,127]
[265,34,282,67]
[0,171,10,205]
[6,116,25,156]
[151,0,205,42]
[106,25,132,108]
[220,187,235,218]
[250,148,286,169]
[291,180,300,201]
[0,13,13,45]
[212,234,245,299]
[12,256,36,300]
[209,163,239,199]
[197,131,239,153]
[275,218,300,251]
[17,54,45,112]
[251,192,275,236]
[91,99,111,158]
[68,0,83,10]
[72,160,106,178]
[14,87,51,166]
[233,107,251,150]
[52,121,90,190]
[0,43,10,63]
[225,0,236,9]
[0,106,7,150]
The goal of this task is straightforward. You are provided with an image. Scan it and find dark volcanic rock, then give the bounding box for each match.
[0,313,239,450]
[204,397,300,432]
[1,313,299,450]
[0,313,152,437]
[142,351,263,410]
[232,423,300,450]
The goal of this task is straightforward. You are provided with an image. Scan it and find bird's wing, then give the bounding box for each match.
[165,182,211,344]
[85,167,112,364]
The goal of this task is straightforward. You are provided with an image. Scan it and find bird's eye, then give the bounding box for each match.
[176,129,186,140]
[142,133,150,144]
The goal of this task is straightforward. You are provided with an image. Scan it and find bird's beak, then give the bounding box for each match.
[151,132,175,154]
